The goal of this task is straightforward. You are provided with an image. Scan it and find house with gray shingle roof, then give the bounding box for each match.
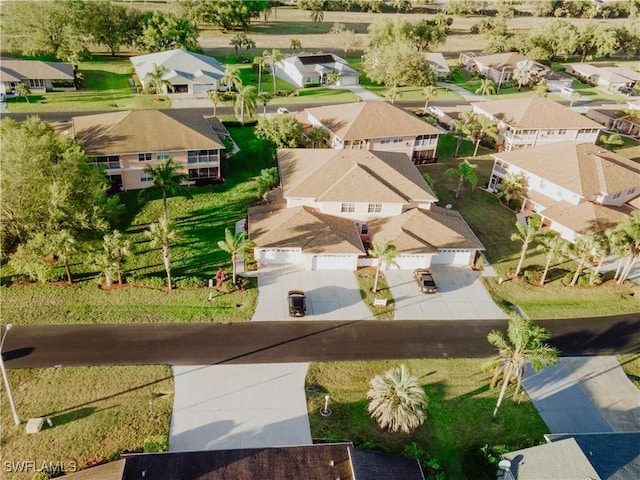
[130,49,226,95]
[249,149,483,270]
[0,58,75,94]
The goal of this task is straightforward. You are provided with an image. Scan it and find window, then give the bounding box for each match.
[138,152,152,162]
[367,203,382,213]
[539,179,546,189]
[140,172,153,182]
[157,151,170,161]
[612,192,622,200]
[558,129,567,135]
[28,79,45,89]
[340,202,355,213]
[393,137,403,143]
[381,138,391,144]
[628,187,636,195]
[94,155,120,170]
[360,224,369,235]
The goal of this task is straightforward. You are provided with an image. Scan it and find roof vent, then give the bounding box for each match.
[329,460,335,466]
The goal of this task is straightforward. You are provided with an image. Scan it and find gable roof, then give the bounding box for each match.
[540,200,631,234]
[130,49,225,85]
[305,101,441,140]
[280,53,359,78]
[471,52,547,73]
[72,110,224,155]
[249,201,365,254]
[473,97,602,130]
[0,58,74,82]
[493,141,640,196]
[278,149,437,204]
[424,52,450,73]
[368,206,484,253]
[568,63,640,83]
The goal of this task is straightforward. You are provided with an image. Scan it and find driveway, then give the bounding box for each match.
[384,266,508,320]
[523,356,640,434]
[170,363,312,452]
[251,265,374,321]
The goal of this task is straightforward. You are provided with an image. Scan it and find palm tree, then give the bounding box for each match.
[143,158,191,224]
[48,229,78,284]
[307,127,328,148]
[217,228,254,285]
[591,233,610,275]
[257,91,273,115]
[310,1,324,22]
[471,115,498,157]
[253,56,265,93]
[423,85,438,113]
[262,49,284,92]
[16,83,30,102]
[599,133,625,151]
[221,64,242,92]
[234,85,258,124]
[368,240,399,293]
[290,38,302,51]
[145,63,174,100]
[483,313,559,420]
[326,71,340,85]
[475,78,497,99]
[536,231,569,285]
[384,85,399,104]
[102,229,132,285]
[568,89,580,107]
[445,159,478,200]
[511,214,542,277]
[367,364,427,433]
[145,218,180,292]
[90,251,117,287]
[496,173,526,207]
[207,90,224,117]
[453,110,478,158]
[256,167,279,202]
[451,119,467,158]
[612,211,640,284]
[570,233,597,286]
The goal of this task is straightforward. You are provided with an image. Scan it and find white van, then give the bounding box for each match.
[560,87,577,97]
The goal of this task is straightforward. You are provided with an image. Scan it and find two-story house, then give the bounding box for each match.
[69,110,225,191]
[249,149,483,270]
[472,98,603,151]
[301,102,442,164]
[490,141,640,242]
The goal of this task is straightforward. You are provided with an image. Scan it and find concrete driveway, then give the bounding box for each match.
[251,265,374,321]
[384,266,507,320]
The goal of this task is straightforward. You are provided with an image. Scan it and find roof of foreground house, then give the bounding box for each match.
[368,206,485,253]
[493,142,640,197]
[278,149,438,204]
[130,49,225,85]
[473,97,602,130]
[0,58,74,82]
[539,200,631,234]
[71,110,224,155]
[304,101,441,140]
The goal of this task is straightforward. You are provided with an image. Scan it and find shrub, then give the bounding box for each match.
[125,273,166,288]
[175,276,205,288]
[356,441,391,453]
[303,82,321,88]
[462,443,535,480]
[523,269,542,285]
[144,434,169,452]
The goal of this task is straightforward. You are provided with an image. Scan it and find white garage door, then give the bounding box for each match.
[193,83,216,94]
[432,250,473,265]
[393,255,431,270]
[338,75,358,86]
[312,254,354,270]
[259,248,302,265]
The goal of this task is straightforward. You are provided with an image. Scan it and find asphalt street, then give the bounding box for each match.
[2,314,638,368]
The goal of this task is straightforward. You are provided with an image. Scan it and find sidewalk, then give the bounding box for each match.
[335,84,383,101]
[523,356,640,434]
[437,82,484,102]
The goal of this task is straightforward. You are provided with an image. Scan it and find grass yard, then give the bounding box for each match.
[1,366,173,479]
[619,354,640,389]
[355,267,395,320]
[306,359,548,480]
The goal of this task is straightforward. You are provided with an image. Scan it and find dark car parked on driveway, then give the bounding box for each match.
[288,290,307,317]
[618,86,637,96]
[414,269,438,294]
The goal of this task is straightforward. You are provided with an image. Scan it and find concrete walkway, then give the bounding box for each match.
[170,363,312,452]
[437,81,484,102]
[336,84,383,101]
[523,356,640,434]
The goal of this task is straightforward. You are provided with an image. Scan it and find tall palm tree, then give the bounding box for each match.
[368,240,399,293]
[475,78,497,99]
[384,85,399,104]
[234,85,258,124]
[16,83,30,102]
[290,38,302,51]
[48,229,78,284]
[536,231,569,285]
[262,49,284,92]
[145,63,174,100]
[207,90,224,116]
[570,233,598,286]
[451,119,467,158]
[496,172,526,206]
[143,159,191,224]
[483,313,559,420]
[423,85,438,113]
[453,110,478,158]
[256,167,279,202]
[221,64,242,92]
[257,91,273,115]
[253,56,265,93]
[445,159,478,200]
[145,218,180,292]
[611,211,640,284]
[568,89,580,107]
[307,126,328,148]
[309,1,324,22]
[102,229,132,285]
[511,213,542,277]
[367,364,427,433]
[591,233,610,275]
[217,228,254,285]
[471,115,499,157]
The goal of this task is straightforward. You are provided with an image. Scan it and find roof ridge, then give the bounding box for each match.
[358,161,411,202]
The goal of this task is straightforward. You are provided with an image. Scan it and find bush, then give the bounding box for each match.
[523,269,542,285]
[144,434,169,452]
[356,441,391,454]
[175,276,205,288]
[303,82,321,88]
[462,443,535,480]
[126,273,166,288]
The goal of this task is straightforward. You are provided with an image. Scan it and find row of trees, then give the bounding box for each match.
[2,1,199,60]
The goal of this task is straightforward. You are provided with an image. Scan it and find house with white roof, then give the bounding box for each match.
[566,63,640,92]
[275,53,359,87]
[130,49,226,95]
[424,53,450,79]
[249,149,483,270]
[489,141,640,242]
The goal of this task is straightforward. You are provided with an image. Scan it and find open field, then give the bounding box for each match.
[307,358,548,480]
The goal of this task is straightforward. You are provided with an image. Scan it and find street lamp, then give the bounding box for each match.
[1,324,20,425]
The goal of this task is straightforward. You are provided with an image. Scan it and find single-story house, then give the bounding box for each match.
[585,104,640,139]
[424,52,450,79]
[61,443,426,480]
[302,101,442,164]
[566,63,640,92]
[0,58,75,94]
[249,149,484,270]
[459,52,550,86]
[275,53,360,87]
[130,49,226,95]
[472,97,603,151]
[67,110,225,191]
[490,141,640,242]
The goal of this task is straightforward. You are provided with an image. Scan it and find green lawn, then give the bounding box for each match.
[619,354,640,389]
[2,366,173,479]
[307,359,548,480]
[355,267,395,320]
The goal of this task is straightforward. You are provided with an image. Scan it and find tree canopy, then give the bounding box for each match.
[136,11,199,53]
[255,114,303,148]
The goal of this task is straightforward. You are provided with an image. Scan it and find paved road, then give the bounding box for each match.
[2,314,638,368]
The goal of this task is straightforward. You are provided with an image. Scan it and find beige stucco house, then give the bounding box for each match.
[0,58,75,94]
